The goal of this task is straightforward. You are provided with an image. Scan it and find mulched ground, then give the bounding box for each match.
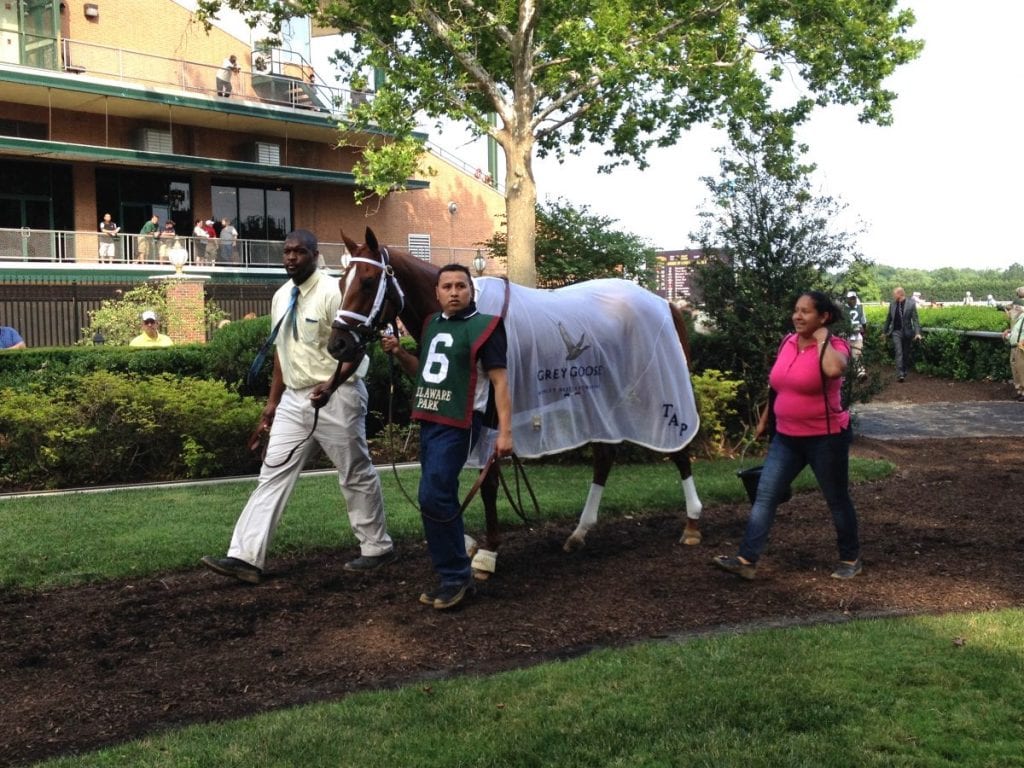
[2,374,1022,767]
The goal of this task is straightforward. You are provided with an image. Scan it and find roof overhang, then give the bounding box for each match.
[0,135,434,188]
[0,65,427,147]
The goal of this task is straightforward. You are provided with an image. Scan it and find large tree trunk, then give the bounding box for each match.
[502,131,538,288]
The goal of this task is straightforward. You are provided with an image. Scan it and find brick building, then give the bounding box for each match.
[0,0,504,281]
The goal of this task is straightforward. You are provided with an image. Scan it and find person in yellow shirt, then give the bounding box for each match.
[128,311,173,347]
[200,229,394,584]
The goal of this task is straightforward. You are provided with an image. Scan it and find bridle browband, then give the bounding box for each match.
[333,245,406,356]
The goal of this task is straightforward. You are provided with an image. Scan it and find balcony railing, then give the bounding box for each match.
[1,33,364,116]
[0,228,493,276]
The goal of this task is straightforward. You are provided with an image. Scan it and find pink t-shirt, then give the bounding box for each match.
[769,333,850,437]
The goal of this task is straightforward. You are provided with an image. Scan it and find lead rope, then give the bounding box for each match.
[383,276,539,524]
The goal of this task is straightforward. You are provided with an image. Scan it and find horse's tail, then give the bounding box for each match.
[669,302,693,364]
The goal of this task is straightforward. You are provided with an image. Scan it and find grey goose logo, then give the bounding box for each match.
[557,321,591,361]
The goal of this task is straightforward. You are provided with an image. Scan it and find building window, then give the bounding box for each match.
[408,234,431,262]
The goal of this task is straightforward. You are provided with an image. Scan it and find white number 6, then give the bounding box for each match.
[422,333,453,383]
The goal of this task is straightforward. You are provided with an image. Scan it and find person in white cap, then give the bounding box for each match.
[129,311,173,347]
[844,291,867,378]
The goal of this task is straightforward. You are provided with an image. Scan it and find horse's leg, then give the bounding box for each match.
[564,444,616,552]
[672,447,703,545]
[470,465,501,580]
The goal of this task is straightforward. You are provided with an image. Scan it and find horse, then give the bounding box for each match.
[328,227,703,579]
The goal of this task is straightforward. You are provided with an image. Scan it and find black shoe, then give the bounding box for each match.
[343,549,397,573]
[200,555,262,584]
[433,581,475,610]
[831,559,863,580]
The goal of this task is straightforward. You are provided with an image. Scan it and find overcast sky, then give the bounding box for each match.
[308,2,1021,272]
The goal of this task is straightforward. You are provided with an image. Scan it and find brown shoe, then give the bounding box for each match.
[712,555,757,580]
[200,555,262,584]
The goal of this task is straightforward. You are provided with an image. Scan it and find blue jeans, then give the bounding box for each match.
[418,417,481,587]
[739,429,859,564]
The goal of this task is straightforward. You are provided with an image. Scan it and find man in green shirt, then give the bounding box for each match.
[137,215,159,263]
[382,264,513,610]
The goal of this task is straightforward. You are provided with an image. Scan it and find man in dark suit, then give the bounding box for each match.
[882,286,921,382]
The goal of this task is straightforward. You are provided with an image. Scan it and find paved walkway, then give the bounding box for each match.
[853,400,1024,440]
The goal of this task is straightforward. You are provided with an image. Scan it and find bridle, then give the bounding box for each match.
[332,245,406,357]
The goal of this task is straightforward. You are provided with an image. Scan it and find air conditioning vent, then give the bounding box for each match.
[246,141,281,165]
[134,128,172,153]
[408,234,431,262]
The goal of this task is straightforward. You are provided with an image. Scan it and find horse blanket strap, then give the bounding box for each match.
[467,276,699,462]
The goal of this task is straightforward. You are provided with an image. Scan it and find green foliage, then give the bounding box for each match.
[482,198,656,287]
[860,306,1011,381]
[204,314,272,394]
[0,345,211,392]
[197,0,921,286]
[693,136,862,417]
[690,369,741,457]
[80,281,226,346]
[873,262,1024,304]
[0,372,263,490]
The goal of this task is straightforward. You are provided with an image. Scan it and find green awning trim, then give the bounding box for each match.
[0,136,430,188]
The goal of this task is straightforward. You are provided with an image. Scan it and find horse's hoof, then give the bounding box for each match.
[472,569,491,581]
[680,529,702,546]
[563,535,585,553]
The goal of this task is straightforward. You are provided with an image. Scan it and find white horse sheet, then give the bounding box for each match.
[469,277,699,462]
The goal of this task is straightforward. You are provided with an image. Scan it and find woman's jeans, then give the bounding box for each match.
[739,428,859,564]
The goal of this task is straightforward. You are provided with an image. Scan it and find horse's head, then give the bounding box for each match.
[328,227,405,362]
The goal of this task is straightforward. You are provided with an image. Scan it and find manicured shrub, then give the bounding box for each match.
[0,372,263,491]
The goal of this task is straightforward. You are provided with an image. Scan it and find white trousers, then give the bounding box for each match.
[228,382,392,569]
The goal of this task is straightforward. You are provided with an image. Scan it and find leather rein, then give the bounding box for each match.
[337,250,536,522]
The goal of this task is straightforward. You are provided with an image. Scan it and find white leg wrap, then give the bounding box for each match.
[565,483,604,551]
[682,476,703,521]
[471,548,497,574]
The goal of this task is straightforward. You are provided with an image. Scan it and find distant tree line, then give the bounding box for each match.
[860,264,1024,304]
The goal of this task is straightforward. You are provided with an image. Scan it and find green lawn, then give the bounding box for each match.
[32,609,1024,767]
[0,457,892,589]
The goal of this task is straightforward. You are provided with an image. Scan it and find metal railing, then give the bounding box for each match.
[6,33,503,192]
[0,228,493,275]
[11,33,363,116]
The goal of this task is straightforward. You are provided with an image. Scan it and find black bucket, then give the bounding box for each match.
[736,465,792,505]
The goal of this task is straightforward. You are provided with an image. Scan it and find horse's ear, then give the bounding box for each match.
[365,227,379,253]
[340,228,358,255]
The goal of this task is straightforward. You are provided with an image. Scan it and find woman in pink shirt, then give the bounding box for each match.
[714,291,861,581]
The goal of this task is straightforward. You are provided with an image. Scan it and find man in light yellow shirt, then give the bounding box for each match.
[201,229,394,584]
[128,311,173,347]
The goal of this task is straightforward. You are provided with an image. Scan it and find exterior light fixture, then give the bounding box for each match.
[84,3,99,19]
[473,248,486,276]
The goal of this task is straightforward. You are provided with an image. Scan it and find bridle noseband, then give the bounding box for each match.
[333,246,406,356]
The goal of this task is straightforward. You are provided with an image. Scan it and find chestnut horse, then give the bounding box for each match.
[329,228,703,579]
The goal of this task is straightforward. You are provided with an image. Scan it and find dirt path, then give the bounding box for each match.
[1,377,1021,767]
